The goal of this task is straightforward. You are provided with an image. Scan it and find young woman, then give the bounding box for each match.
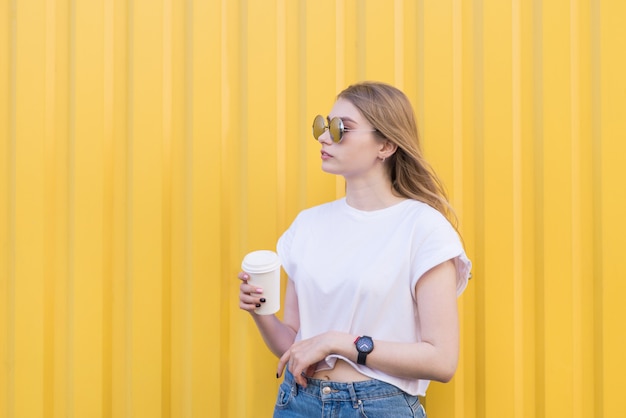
[239,81,471,417]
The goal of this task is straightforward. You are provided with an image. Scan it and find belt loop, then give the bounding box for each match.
[347,382,359,409]
[287,369,298,396]
[291,377,298,397]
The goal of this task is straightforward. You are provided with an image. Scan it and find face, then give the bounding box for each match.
[316,98,385,180]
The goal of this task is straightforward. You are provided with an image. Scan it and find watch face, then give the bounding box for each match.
[356,336,374,353]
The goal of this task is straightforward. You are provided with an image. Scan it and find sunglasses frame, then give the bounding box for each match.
[312,115,377,143]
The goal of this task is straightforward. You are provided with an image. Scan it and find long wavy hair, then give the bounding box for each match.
[338,81,458,228]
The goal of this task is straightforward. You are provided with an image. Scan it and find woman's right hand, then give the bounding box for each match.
[238,271,266,313]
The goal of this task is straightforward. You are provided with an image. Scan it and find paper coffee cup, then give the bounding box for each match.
[241,250,281,315]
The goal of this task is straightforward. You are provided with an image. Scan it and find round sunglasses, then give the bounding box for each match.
[312,115,377,143]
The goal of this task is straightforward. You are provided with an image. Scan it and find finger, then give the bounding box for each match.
[295,370,308,388]
[276,351,290,378]
[239,300,260,312]
[240,282,263,295]
[239,291,266,306]
[238,301,256,312]
[305,364,316,376]
[237,271,250,281]
[238,295,262,312]
[286,355,309,388]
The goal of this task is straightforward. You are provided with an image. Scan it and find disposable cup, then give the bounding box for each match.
[241,250,281,315]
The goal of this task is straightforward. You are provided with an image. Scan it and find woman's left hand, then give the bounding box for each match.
[276,331,343,387]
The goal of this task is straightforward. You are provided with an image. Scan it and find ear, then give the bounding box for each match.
[378,139,398,160]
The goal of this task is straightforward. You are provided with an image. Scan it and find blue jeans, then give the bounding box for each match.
[273,369,427,417]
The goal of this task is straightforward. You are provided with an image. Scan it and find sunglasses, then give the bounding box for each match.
[312,115,377,143]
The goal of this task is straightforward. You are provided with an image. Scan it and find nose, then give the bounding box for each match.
[317,128,333,144]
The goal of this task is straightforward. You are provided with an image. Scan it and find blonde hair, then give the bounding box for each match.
[338,81,458,227]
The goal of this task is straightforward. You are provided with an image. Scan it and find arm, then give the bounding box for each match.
[277,259,460,386]
[360,259,460,381]
[239,273,300,358]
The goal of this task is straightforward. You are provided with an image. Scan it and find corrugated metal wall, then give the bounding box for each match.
[1,0,625,417]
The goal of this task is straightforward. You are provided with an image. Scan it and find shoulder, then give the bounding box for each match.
[401,200,452,228]
[293,198,344,222]
[398,200,463,252]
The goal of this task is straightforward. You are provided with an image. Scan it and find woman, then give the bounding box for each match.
[239,81,471,417]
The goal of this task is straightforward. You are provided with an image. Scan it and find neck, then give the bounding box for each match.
[344,178,404,211]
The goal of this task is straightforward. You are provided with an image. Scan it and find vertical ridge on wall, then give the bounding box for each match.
[15,2,46,417]
[275,0,287,258]
[402,0,419,126]
[295,0,307,212]
[531,0,545,416]
[599,3,626,417]
[109,3,131,417]
[57,0,71,413]
[238,0,248,261]
[471,0,486,416]
[543,0,574,416]
[67,0,77,415]
[590,1,603,417]
[519,1,536,415]
[182,0,194,408]
[451,0,466,415]
[124,0,135,412]
[355,0,365,82]
[393,0,404,87]
[74,0,108,414]
[568,2,587,418]
[483,0,515,415]
[184,0,194,414]
[459,0,478,415]
[103,0,115,416]
[1,1,18,416]
[161,1,173,417]
[222,0,244,416]
[43,0,57,416]
[132,0,165,415]
[216,0,231,416]
[415,0,425,127]
[574,2,596,415]
[511,0,524,417]
[569,2,582,415]
[334,0,346,198]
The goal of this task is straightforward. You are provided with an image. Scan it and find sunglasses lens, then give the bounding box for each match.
[329,118,343,143]
[312,115,326,140]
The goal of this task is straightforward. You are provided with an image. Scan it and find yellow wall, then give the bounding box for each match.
[1,0,625,417]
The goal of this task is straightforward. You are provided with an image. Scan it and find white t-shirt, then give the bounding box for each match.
[276,197,471,397]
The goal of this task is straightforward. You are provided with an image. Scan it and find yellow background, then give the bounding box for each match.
[2,0,625,417]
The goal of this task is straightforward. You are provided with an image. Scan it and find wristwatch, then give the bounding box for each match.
[354,335,374,365]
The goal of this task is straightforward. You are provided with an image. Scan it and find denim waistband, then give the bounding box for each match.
[283,368,404,402]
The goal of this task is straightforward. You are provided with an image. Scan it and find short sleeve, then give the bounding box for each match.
[410,221,472,298]
[276,214,299,279]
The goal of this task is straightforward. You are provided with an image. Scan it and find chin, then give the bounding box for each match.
[321,163,340,175]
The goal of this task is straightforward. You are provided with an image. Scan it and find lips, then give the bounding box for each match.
[321,150,333,159]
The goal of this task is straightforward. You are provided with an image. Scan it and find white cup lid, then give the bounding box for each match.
[241,250,281,273]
